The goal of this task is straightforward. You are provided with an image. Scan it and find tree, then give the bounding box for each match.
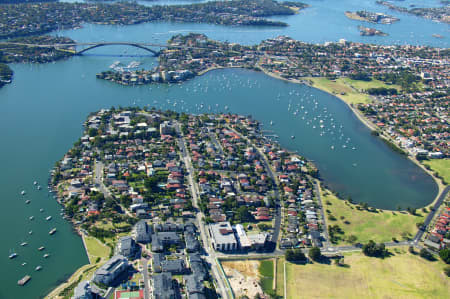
[285,249,306,262]
[419,248,434,261]
[308,246,322,262]
[439,248,450,264]
[362,240,388,258]
[444,266,450,277]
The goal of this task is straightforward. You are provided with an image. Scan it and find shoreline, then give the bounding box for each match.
[256,65,445,210]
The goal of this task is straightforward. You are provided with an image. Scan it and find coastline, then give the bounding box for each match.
[256,64,445,210]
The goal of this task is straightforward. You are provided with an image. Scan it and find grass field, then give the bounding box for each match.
[259,260,274,294]
[284,248,450,299]
[307,77,400,106]
[84,236,111,261]
[321,186,424,244]
[423,159,450,185]
[276,258,284,297]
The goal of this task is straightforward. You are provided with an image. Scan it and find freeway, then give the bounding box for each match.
[174,122,231,299]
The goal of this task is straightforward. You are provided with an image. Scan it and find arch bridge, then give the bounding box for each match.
[75,42,162,56]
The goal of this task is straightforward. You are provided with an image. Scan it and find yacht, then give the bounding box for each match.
[21,262,27,266]
[35,266,42,271]
[38,246,45,251]
[9,252,18,259]
[37,186,42,190]
[29,216,34,221]
[20,242,28,247]
[29,231,33,235]
[291,135,295,139]
[49,228,57,235]
[25,200,31,204]
[40,208,44,213]
[33,181,37,185]
[46,216,52,221]
[43,254,50,258]
[21,190,26,195]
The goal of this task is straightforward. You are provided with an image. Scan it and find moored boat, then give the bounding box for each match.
[49,228,57,235]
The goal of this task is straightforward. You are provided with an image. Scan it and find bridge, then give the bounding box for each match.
[0,41,170,56]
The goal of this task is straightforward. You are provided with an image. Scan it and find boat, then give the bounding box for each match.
[33,181,37,185]
[18,275,31,286]
[21,262,27,266]
[9,252,18,259]
[46,216,52,221]
[291,135,295,139]
[43,254,50,258]
[331,145,335,150]
[49,228,57,235]
[40,208,44,212]
[21,190,26,195]
[35,266,42,271]
[270,120,273,126]
[38,246,45,251]
[29,231,33,235]
[29,216,34,220]
[25,200,31,204]
[37,186,42,190]
[20,242,28,246]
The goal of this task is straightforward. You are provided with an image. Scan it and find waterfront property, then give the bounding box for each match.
[92,255,129,286]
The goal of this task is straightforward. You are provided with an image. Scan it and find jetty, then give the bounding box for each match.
[17,275,31,286]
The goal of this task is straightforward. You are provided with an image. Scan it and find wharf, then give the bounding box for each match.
[18,275,31,286]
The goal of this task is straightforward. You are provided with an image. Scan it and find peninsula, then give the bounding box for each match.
[345,10,399,24]
[0,0,308,39]
[377,0,450,24]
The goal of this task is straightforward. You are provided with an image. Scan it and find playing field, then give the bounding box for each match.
[285,249,450,299]
[321,186,424,244]
[423,158,450,185]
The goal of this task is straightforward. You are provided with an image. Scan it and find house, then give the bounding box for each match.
[152,272,176,299]
[133,220,152,243]
[93,255,129,286]
[209,222,237,251]
[153,253,186,274]
[116,236,138,258]
[188,253,207,281]
[152,232,182,252]
[184,275,206,299]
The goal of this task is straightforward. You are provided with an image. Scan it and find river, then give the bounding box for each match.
[0,0,446,297]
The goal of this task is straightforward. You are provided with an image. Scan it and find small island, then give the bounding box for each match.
[358,25,388,36]
[377,0,450,24]
[345,10,400,24]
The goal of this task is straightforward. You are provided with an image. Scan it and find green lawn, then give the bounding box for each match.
[321,186,425,244]
[307,77,371,105]
[341,77,401,92]
[259,259,274,294]
[285,248,450,299]
[423,159,450,185]
[276,258,284,298]
[85,236,111,261]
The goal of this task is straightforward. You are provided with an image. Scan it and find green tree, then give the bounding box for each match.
[439,248,450,264]
[419,248,434,261]
[308,246,322,262]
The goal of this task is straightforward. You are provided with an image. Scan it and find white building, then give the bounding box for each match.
[209,222,237,251]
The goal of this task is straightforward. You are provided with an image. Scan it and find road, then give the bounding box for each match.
[226,126,281,248]
[414,185,450,243]
[94,161,133,217]
[174,123,231,299]
[312,179,330,248]
[141,258,150,299]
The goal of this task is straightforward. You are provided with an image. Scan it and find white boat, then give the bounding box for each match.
[46,216,52,221]
[49,228,57,235]
[25,200,31,204]
[33,181,37,185]
[38,246,45,251]
[43,254,50,258]
[291,135,295,139]
[20,242,27,246]
[35,266,42,271]
[29,231,33,235]
[40,209,44,212]
[29,216,34,220]
[21,262,27,266]
[21,190,26,195]
[9,252,18,259]
[37,186,42,190]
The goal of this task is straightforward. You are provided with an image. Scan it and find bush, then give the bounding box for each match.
[419,248,435,261]
[362,240,389,258]
[285,249,307,263]
[439,248,450,264]
[444,266,450,277]
[309,247,322,262]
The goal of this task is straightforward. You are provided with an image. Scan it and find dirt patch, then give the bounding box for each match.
[222,260,263,298]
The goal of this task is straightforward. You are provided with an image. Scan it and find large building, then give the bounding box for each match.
[116,236,138,258]
[93,255,129,286]
[133,220,152,243]
[152,272,176,299]
[209,222,237,251]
